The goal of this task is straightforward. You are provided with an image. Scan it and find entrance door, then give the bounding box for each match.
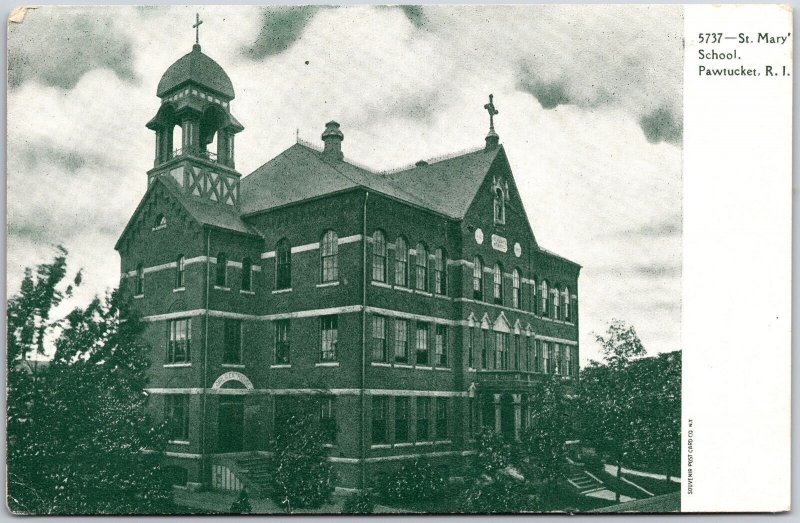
[217,396,245,453]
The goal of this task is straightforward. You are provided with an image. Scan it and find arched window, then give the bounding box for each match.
[562,287,570,322]
[242,258,253,292]
[372,231,387,282]
[175,255,185,288]
[540,280,549,316]
[434,248,447,295]
[415,243,428,291]
[512,269,521,308]
[395,237,408,287]
[215,252,227,287]
[552,287,560,320]
[472,257,483,300]
[492,263,503,305]
[276,239,291,289]
[321,230,338,282]
[493,187,505,224]
[154,213,166,230]
[135,263,144,296]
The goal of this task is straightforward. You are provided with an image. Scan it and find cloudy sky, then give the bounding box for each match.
[7,5,683,363]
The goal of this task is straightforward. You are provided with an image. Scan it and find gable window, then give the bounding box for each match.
[135,264,144,296]
[371,315,387,362]
[395,237,408,287]
[276,239,291,289]
[175,256,185,288]
[493,263,503,305]
[223,319,242,364]
[435,324,448,367]
[321,230,338,282]
[434,248,447,295]
[393,319,408,363]
[153,213,167,230]
[512,269,521,308]
[215,252,228,287]
[435,399,448,440]
[493,187,505,224]
[241,258,253,292]
[563,288,570,322]
[415,243,428,291]
[540,280,549,317]
[417,397,431,441]
[372,231,387,282]
[372,396,389,444]
[473,257,483,300]
[167,318,191,363]
[319,396,337,445]
[415,322,429,366]
[274,319,290,364]
[395,397,410,443]
[165,394,189,440]
[320,315,338,361]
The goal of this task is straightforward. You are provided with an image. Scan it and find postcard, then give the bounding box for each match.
[6,4,791,515]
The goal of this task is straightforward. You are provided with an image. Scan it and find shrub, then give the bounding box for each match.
[230,489,252,514]
[583,453,605,476]
[380,458,447,503]
[342,490,375,514]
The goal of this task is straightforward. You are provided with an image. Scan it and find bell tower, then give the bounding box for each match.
[145,15,244,207]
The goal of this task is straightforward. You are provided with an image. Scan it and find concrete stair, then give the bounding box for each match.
[233,455,272,496]
[566,464,605,494]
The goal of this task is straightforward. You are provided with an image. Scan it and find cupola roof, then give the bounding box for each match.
[156,44,235,99]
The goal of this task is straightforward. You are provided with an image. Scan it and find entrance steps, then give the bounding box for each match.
[234,454,272,495]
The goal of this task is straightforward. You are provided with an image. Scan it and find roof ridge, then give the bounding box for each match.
[380,145,487,175]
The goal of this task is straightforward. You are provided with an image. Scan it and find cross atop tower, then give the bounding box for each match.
[193,13,203,46]
[483,93,500,150]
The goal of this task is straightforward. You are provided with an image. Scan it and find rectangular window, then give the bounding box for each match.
[320,315,338,361]
[565,346,572,377]
[543,342,550,373]
[393,319,408,363]
[481,329,489,369]
[372,316,387,362]
[526,337,533,372]
[223,319,242,364]
[319,396,337,445]
[167,318,191,363]
[514,334,521,370]
[415,322,429,366]
[274,320,290,364]
[554,344,561,375]
[372,396,388,444]
[165,394,189,440]
[435,399,448,440]
[416,397,430,441]
[435,325,447,367]
[468,327,475,368]
[395,396,410,443]
[495,332,507,370]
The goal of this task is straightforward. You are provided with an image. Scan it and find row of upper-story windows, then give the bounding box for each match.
[371,231,448,295]
[465,326,578,376]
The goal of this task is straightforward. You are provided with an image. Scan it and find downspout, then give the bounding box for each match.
[201,228,211,487]
[360,191,369,490]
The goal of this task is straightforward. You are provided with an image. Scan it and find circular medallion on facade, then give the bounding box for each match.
[475,228,484,245]
[514,242,522,258]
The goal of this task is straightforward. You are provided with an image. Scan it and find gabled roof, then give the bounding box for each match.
[239,142,503,219]
[240,143,434,216]
[115,176,258,251]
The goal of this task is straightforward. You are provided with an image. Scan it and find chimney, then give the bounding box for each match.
[321,121,344,160]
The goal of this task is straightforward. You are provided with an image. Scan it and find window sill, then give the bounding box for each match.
[272,288,292,294]
[222,364,245,369]
[370,444,391,449]
[434,367,451,372]
[467,368,476,372]
[393,285,413,293]
[133,294,144,300]
[371,362,391,367]
[371,281,391,289]
[152,225,167,231]
[173,287,186,293]
[435,440,452,445]
[316,281,340,288]
[394,442,413,447]
[416,365,433,371]
[169,440,190,446]
[322,443,336,449]
[270,364,291,369]
[394,363,413,369]
[240,290,255,295]
[414,441,433,446]
[434,294,452,301]
[164,363,191,368]
[213,286,230,291]
[414,290,432,297]
[316,361,340,367]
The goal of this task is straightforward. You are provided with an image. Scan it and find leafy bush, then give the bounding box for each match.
[583,453,605,476]
[342,490,375,514]
[459,470,537,513]
[230,489,252,514]
[380,458,447,503]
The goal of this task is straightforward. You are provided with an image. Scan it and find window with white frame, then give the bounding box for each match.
[434,248,447,295]
[395,237,408,287]
[321,230,338,282]
[493,263,503,305]
[512,269,521,308]
[435,398,448,440]
[319,396,337,445]
[393,319,408,363]
[416,322,429,365]
[473,257,483,300]
[167,318,191,363]
[175,255,185,288]
[417,397,431,441]
[435,324,447,367]
[415,242,428,291]
[493,187,505,224]
[563,288,571,322]
[276,239,291,289]
[371,396,389,444]
[274,319,290,364]
[395,396,410,443]
[372,230,387,282]
[320,315,338,361]
[223,319,242,364]
[372,315,387,362]
[540,280,549,317]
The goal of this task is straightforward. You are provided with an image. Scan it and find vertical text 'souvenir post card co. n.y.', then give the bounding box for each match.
[5,4,791,515]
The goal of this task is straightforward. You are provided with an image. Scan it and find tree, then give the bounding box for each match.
[268,413,335,513]
[593,319,646,370]
[7,250,173,514]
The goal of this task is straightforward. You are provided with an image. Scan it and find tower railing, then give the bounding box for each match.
[170,147,219,163]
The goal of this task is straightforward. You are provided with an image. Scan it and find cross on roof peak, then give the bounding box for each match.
[193,13,203,46]
[484,94,499,133]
